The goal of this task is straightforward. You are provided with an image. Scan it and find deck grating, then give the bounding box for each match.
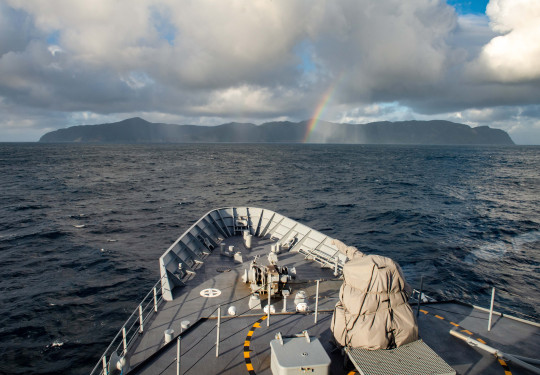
[347,340,455,375]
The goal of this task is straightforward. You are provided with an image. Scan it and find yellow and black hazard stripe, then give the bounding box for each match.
[498,358,512,375]
[419,308,511,374]
[243,315,267,374]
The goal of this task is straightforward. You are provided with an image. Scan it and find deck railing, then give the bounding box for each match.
[89,275,167,375]
[411,285,539,329]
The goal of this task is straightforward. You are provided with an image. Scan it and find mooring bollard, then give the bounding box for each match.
[181,320,190,333]
[164,329,174,344]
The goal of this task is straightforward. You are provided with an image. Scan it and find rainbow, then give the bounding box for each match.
[303,82,338,143]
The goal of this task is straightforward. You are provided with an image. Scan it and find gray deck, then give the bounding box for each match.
[124,235,540,375]
[415,301,540,375]
[127,235,342,374]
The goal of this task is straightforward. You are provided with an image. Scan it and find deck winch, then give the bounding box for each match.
[242,253,295,296]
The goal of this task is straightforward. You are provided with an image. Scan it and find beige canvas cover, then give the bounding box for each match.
[331,239,418,349]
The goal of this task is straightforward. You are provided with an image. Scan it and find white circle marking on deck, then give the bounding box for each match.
[200,288,222,298]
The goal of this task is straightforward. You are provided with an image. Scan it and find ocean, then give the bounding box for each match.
[0,143,538,374]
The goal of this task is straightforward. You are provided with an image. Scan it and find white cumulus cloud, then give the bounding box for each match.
[469,0,540,82]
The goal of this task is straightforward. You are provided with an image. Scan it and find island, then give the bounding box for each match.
[39,117,514,145]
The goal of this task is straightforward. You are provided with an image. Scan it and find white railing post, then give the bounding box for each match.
[176,336,181,375]
[314,280,320,324]
[267,276,271,327]
[139,305,144,333]
[216,306,221,358]
[102,356,108,375]
[122,327,127,354]
[416,276,424,317]
[488,287,496,331]
[154,287,158,312]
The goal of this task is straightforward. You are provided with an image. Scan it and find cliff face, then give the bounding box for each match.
[39,117,515,145]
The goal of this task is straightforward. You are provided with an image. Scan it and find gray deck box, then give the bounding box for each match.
[270,332,331,375]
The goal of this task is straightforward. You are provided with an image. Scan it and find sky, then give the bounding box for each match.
[1,0,540,144]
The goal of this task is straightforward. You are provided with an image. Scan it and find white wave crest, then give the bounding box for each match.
[466,230,540,263]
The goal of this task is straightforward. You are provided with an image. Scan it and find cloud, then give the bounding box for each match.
[1,0,459,100]
[449,14,496,61]
[47,45,63,56]
[305,0,458,103]
[468,0,540,82]
[0,0,539,143]
[0,2,37,56]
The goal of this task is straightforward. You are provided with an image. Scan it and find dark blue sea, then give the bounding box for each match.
[0,143,539,374]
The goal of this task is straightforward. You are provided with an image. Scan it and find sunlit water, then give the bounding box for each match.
[0,143,538,374]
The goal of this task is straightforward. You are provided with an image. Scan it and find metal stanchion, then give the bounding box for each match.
[139,305,144,333]
[488,287,496,331]
[122,327,127,355]
[416,276,424,318]
[102,356,108,375]
[216,306,221,357]
[176,336,181,375]
[267,274,271,327]
[153,287,158,312]
[314,280,320,324]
